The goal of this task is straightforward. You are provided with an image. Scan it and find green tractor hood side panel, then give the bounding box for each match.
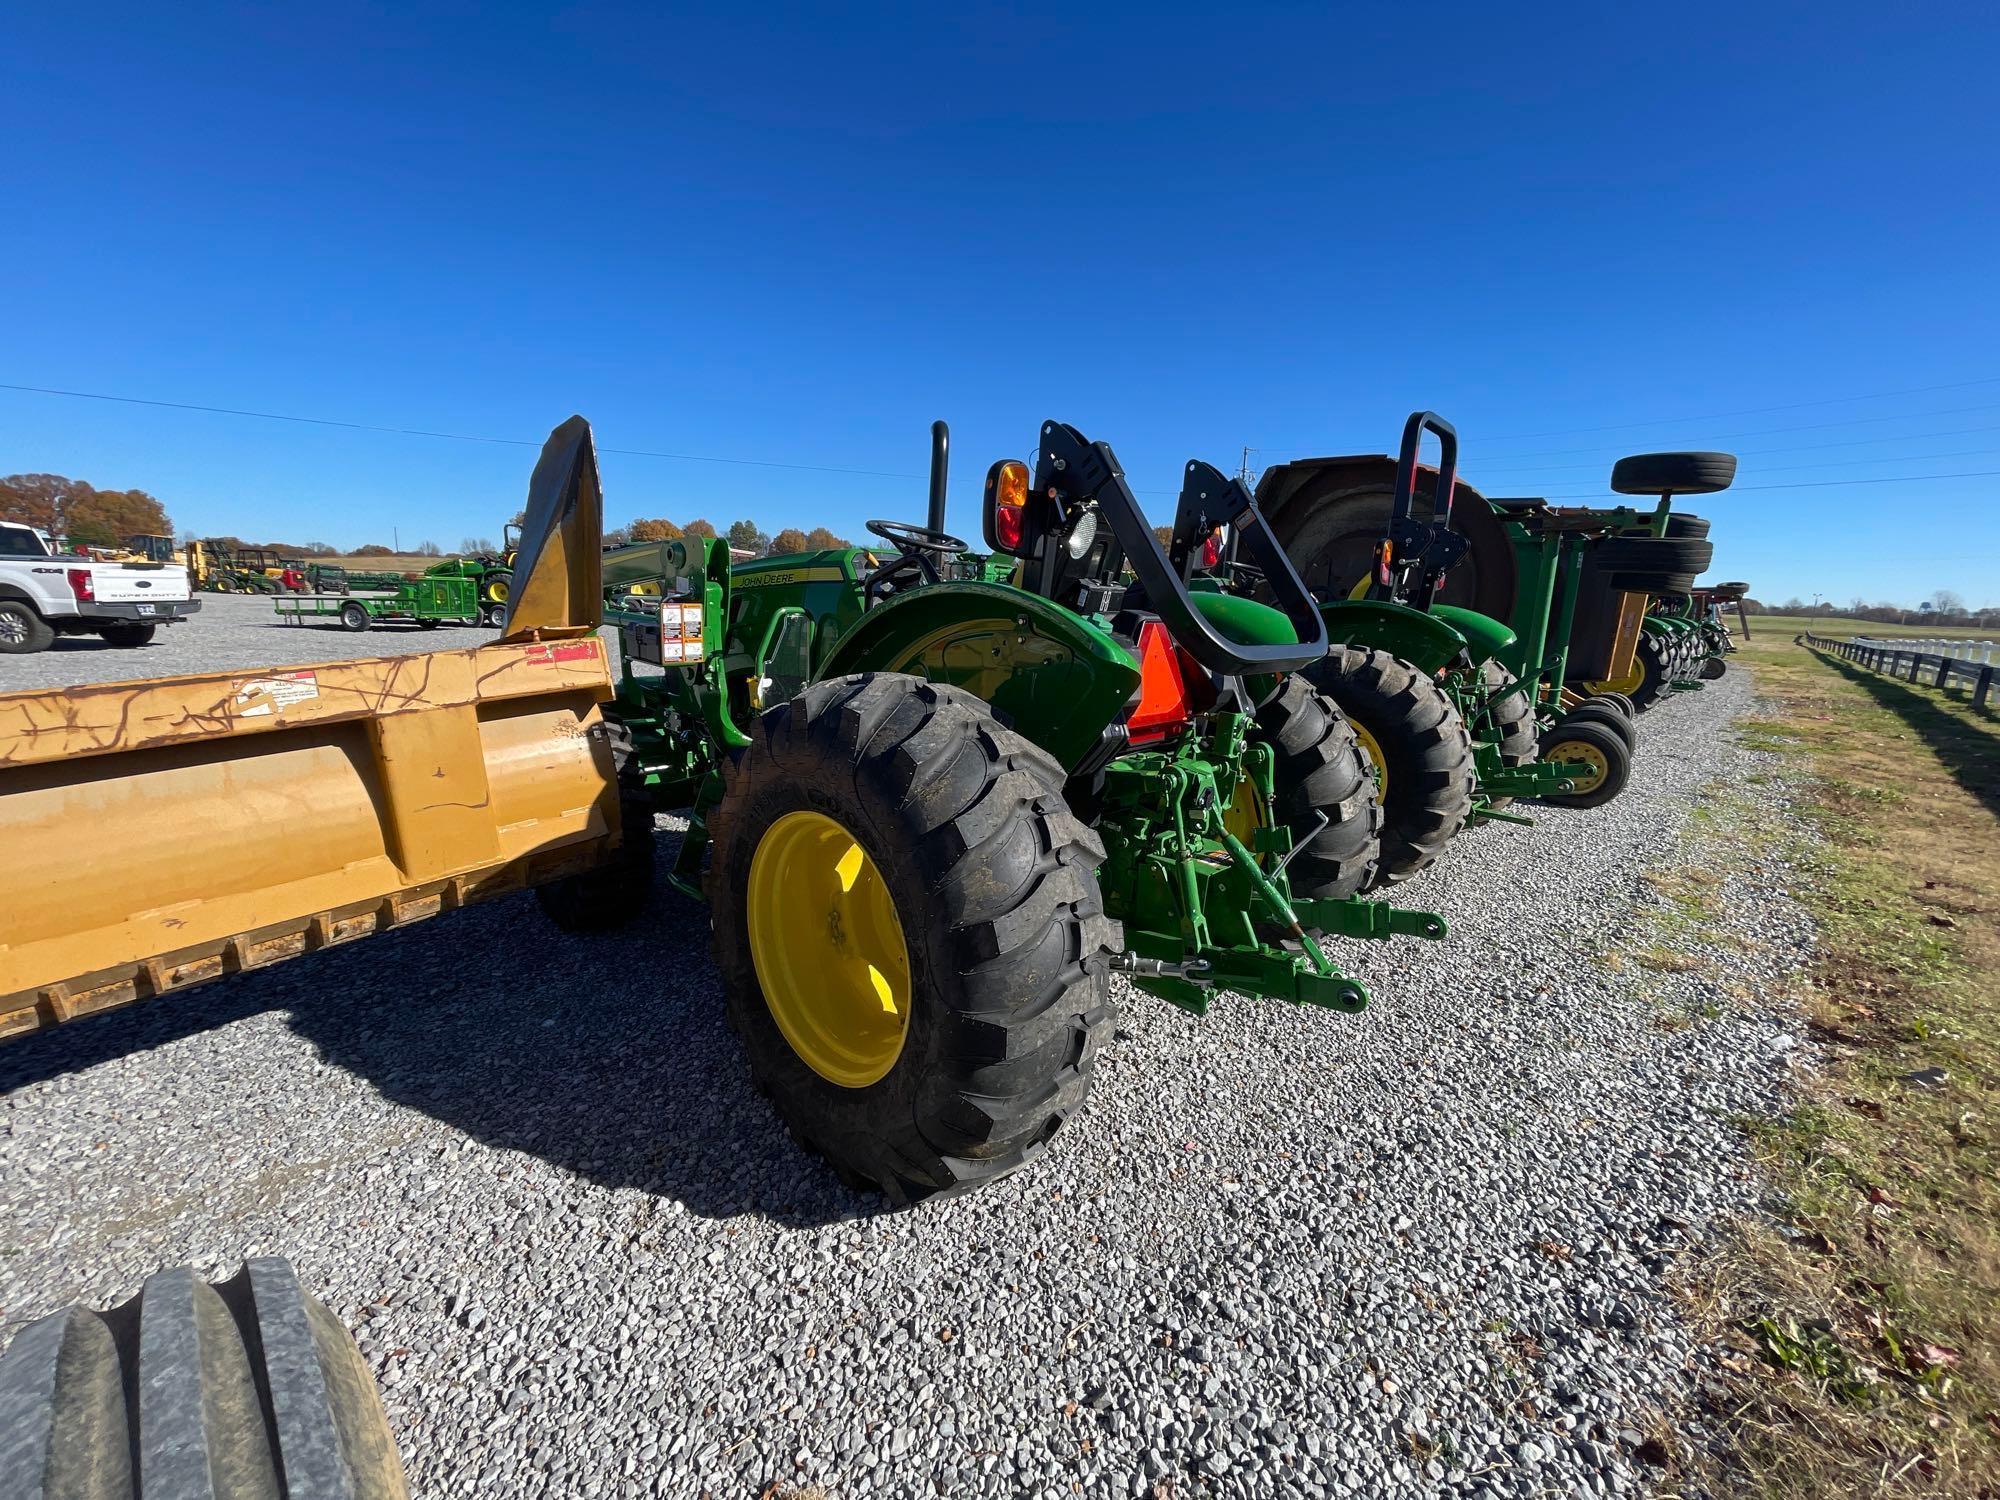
[815,582,1141,771]
[1429,604,1517,668]
[1317,598,1468,675]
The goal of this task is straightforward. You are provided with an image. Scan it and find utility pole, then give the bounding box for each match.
[1237,447,1256,487]
[394,526,400,554]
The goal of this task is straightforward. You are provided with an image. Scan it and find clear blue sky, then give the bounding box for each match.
[4,2,1997,606]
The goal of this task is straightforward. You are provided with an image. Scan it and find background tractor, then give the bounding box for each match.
[427,522,519,624]
[1248,416,1732,817]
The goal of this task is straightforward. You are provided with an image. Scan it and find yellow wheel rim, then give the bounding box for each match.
[1353,721,1389,800]
[488,577,511,604]
[1544,740,1609,794]
[1583,658,1645,697]
[747,811,912,1088]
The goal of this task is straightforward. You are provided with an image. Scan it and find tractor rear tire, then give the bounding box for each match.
[1303,647,1474,886]
[1538,718,1633,809]
[708,673,1117,1204]
[1627,633,1673,711]
[1476,660,1539,810]
[0,1258,408,1500]
[535,720,657,933]
[1251,672,1383,900]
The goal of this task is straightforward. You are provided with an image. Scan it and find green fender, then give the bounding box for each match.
[1430,604,1518,670]
[1643,615,1693,640]
[1317,598,1468,675]
[815,582,1141,770]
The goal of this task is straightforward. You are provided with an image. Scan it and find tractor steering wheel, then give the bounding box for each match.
[861,519,969,607]
[865,519,967,561]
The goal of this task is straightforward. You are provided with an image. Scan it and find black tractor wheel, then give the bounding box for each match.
[1663,513,1711,540]
[1559,703,1637,753]
[1582,690,1636,720]
[707,673,1117,1204]
[1473,660,1539,810]
[416,618,441,630]
[489,603,509,632]
[0,1258,408,1499]
[0,600,55,654]
[1700,655,1727,680]
[95,622,157,648]
[1624,633,1673,710]
[535,720,658,933]
[1250,672,1383,900]
[1538,718,1633,808]
[1304,647,1474,885]
[339,601,371,632]
[1609,452,1737,496]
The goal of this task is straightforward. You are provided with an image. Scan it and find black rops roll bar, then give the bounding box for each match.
[1032,421,1328,677]
[1387,410,1467,609]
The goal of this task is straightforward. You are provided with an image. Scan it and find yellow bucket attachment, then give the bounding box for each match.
[0,417,621,1042]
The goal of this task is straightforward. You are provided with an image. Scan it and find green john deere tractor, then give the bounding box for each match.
[535,415,1443,1202]
[1246,415,1731,829]
[427,523,519,626]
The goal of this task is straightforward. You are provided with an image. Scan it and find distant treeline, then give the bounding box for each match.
[1747,596,1999,628]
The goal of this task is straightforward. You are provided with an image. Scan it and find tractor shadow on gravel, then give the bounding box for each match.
[0,835,877,1229]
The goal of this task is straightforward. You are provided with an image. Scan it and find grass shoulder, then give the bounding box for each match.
[1688,633,1999,1497]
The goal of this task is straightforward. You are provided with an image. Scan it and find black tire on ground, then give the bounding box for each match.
[1628,633,1673,710]
[340,601,371,632]
[535,720,658,932]
[0,1257,409,1500]
[95,623,158,648]
[1538,718,1633,809]
[1700,655,1727,680]
[1473,659,1539,810]
[1251,672,1383,900]
[1609,452,1737,496]
[1581,690,1637,720]
[0,600,55,654]
[1303,646,1473,885]
[489,603,509,632]
[416,618,440,630]
[1559,703,1637,753]
[707,673,1118,1204]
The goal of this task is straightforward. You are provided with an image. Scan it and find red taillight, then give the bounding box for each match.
[67,568,95,602]
[1200,528,1223,569]
[986,458,1030,554]
[1125,620,1192,744]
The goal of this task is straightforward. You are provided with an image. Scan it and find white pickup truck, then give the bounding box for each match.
[0,521,201,654]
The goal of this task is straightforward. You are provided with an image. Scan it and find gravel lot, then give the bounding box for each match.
[0,591,503,693]
[0,660,1811,1500]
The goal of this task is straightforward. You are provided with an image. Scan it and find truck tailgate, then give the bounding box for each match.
[93,564,191,602]
[0,637,619,1040]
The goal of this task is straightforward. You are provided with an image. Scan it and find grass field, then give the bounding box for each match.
[1754,614,1997,641]
[1690,629,1999,1496]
